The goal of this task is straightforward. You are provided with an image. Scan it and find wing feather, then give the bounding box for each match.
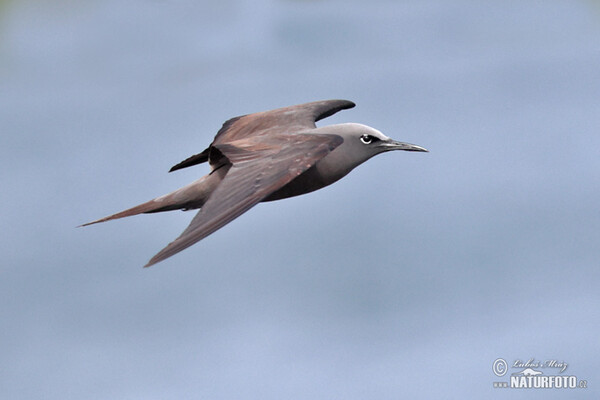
[168,100,354,172]
[144,133,343,267]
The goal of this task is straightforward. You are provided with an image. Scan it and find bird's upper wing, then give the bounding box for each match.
[145,133,343,267]
[168,99,354,172]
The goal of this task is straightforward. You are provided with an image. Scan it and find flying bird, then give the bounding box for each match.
[81,100,428,267]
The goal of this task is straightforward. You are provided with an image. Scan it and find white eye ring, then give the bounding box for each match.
[360,134,373,144]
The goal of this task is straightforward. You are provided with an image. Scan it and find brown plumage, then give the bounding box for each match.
[81,99,427,267]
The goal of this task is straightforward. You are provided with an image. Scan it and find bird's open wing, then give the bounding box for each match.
[168,99,354,172]
[145,133,343,267]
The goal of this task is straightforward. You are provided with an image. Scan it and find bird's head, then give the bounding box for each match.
[323,123,428,165]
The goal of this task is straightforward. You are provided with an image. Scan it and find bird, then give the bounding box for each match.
[81,99,428,267]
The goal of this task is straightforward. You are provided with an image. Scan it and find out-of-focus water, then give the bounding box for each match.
[1,1,599,398]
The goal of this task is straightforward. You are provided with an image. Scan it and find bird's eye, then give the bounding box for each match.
[360,134,374,144]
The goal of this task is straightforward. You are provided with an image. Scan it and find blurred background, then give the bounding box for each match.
[1,0,599,398]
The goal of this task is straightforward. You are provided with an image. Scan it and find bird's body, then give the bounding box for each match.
[82,100,427,267]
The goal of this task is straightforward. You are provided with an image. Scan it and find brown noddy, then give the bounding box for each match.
[81,100,428,267]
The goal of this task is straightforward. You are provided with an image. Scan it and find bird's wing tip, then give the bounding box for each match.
[332,99,355,109]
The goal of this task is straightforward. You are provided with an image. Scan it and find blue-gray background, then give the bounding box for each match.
[2,0,599,398]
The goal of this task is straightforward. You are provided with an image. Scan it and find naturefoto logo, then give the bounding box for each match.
[492,358,588,389]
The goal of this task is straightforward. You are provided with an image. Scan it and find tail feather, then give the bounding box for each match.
[78,198,176,227]
[79,167,229,228]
